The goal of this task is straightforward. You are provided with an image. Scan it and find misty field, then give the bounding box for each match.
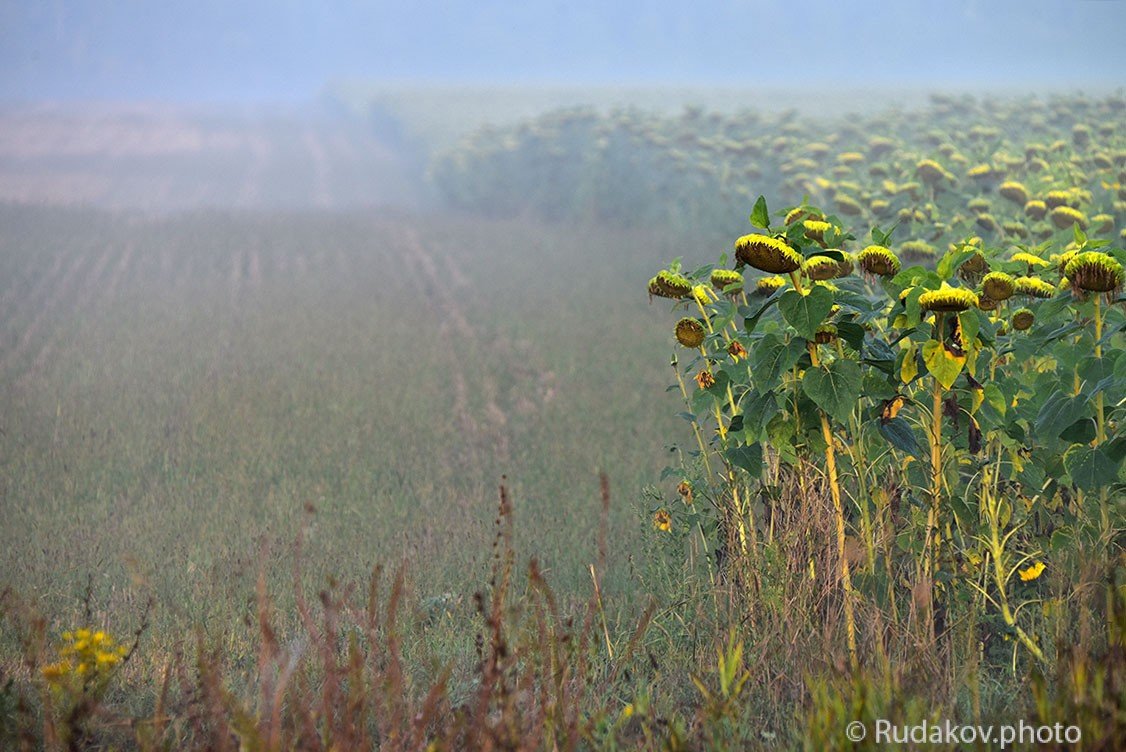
[2,90,1125,750]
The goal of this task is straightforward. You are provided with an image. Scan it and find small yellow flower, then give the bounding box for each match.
[653,510,672,532]
[695,370,716,389]
[1019,561,1046,582]
[727,341,748,361]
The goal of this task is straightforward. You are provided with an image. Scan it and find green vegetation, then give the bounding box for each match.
[3,91,1125,749]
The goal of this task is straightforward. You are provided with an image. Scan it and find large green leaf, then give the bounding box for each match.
[726,443,764,478]
[921,340,964,390]
[738,389,781,439]
[802,359,862,425]
[1064,445,1117,491]
[878,416,922,456]
[1034,392,1088,442]
[751,333,806,390]
[779,286,833,341]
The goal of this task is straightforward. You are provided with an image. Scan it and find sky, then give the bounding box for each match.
[1,0,1124,102]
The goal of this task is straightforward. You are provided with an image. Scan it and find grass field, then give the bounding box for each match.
[2,90,1125,750]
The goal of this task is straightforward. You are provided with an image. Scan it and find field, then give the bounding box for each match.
[2,91,1125,750]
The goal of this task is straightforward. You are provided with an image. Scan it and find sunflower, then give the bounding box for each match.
[977,296,999,312]
[803,219,832,244]
[915,159,949,184]
[784,206,823,225]
[857,245,901,277]
[695,370,716,389]
[1018,561,1046,581]
[653,509,672,532]
[813,324,838,344]
[1010,252,1050,270]
[1012,308,1035,331]
[1050,205,1089,230]
[675,318,707,348]
[1014,277,1056,298]
[677,480,693,503]
[1024,200,1048,220]
[998,181,1030,205]
[804,254,849,281]
[981,271,1016,301]
[1064,251,1125,293]
[649,270,693,299]
[1044,190,1072,209]
[735,234,803,274]
[900,240,936,262]
[919,284,979,313]
[727,340,748,361]
[834,195,863,216]
[755,275,787,295]
[710,268,744,294]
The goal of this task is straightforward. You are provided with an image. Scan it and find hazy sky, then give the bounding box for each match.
[2,0,1124,101]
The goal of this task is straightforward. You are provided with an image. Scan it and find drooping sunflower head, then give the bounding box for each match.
[813,324,838,345]
[784,206,823,225]
[1050,205,1089,230]
[834,195,864,216]
[1011,252,1050,270]
[975,213,999,232]
[1024,199,1048,220]
[967,197,992,215]
[1012,308,1035,331]
[899,240,936,262]
[649,270,693,299]
[803,219,832,243]
[803,253,851,281]
[857,245,901,277]
[977,295,999,311]
[755,275,787,295]
[691,284,713,307]
[1014,276,1057,299]
[653,509,672,532]
[1092,214,1115,234]
[918,284,979,313]
[916,159,949,184]
[710,268,744,295]
[981,271,1016,301]
[735,233,803,274]
[1064,251,1125,293]
[675,317,707,348]
[998,181,1030,205]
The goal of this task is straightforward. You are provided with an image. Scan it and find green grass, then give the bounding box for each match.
[0,205,691,678]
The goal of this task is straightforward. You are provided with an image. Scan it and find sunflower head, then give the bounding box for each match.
[981,271,1016,301]
[802,219,832,244]
[1092,214,1115,234]
[735,234,803,274]
[977,295,999,311]
[813,324,838,345]
[916,159,950,184]
[803,253,851,281]
[694,370,716,389]
[834,195,863,216]
[1011,252,1050,269]
[998,181,1030,205]
[1012,308,1035,331]
[710,268,744,295]
[899,240,936,262]
[1050,205,1089,230]
[1014,276,1057,299]
[653,509,672,532]
[1044,190,1073,209]
[975,213,999,232]
[1064,251,1125,293]
[857,245,901,277]
[919,284,979,313]
[649,270,693,299]
[675,317,707,348]
[1024,199,1048,220]
[755,275,787,295]
[784,206,823,225]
